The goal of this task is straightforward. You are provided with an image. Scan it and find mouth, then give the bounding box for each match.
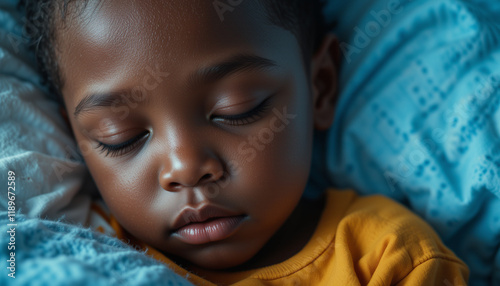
[171,205,246,245]
[172,215,246,245]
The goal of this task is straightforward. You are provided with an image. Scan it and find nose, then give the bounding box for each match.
[159,146,225,192]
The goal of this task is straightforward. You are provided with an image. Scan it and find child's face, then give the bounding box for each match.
[58,0,337,269]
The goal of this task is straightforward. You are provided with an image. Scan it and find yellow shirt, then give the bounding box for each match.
[89,189,469,285]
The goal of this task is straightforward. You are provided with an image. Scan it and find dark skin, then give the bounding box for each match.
[57,0,339,273]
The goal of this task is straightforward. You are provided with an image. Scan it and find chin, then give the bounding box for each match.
[184,243,259,270]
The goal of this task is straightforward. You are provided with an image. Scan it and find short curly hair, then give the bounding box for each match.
[20,0,329,103]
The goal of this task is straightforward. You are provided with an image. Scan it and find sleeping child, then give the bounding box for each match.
[22,0,469,284]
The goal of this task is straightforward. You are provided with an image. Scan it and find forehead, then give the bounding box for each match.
[62,0,264,55]
[57,0,302,105]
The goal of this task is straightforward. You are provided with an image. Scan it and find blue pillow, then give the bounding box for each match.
[320,0,500,284]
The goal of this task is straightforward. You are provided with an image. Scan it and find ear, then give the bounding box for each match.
[310,33,341,131]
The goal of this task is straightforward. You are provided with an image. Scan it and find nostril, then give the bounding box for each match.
[199,174,212,183]
[163,173,220,191]
[169,182,181,189]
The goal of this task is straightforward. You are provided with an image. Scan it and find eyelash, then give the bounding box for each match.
[96,97,272,157]
[96,131,149,157]
[211,97,272,126]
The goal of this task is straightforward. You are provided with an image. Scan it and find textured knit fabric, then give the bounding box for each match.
[0,0,89,223]
[0,213,194,286]
[100,190,469,286]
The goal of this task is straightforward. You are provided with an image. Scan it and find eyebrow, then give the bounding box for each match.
[74,91,133,118]
[188,54,278,86]
[74,54,278,118]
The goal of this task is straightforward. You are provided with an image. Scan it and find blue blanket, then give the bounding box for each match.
[0,214,193,286]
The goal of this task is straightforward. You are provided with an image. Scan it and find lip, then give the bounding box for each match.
[171,205,246,245]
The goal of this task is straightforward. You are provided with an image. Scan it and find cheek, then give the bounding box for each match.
[230,100,314,215]
[251,87,314,185]
[258,115,312,180]
[84,152,162,231]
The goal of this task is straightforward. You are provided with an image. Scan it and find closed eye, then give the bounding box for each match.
[96,131,150,157]
[211,96,272,126]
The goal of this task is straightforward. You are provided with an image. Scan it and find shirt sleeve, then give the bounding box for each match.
[338,192,470,286]
[395,256,469,286]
